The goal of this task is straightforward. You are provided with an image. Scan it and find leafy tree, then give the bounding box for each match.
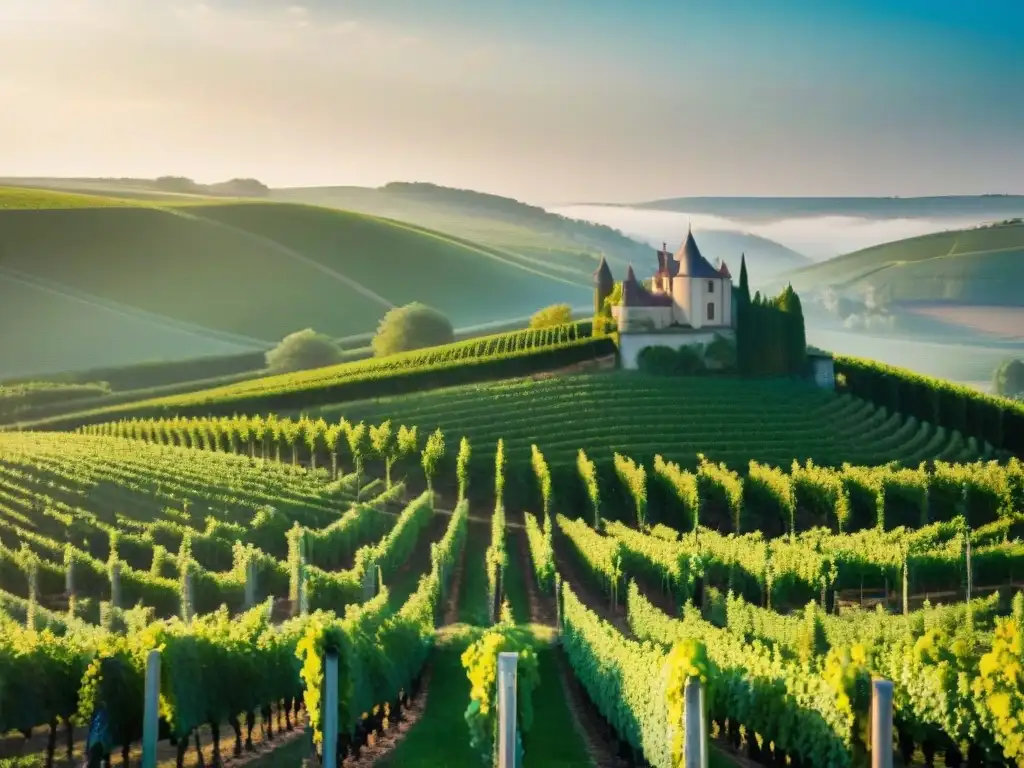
[994,359,1024,399]
[421,429,446,498]
[346,422,369,499]
[529,304,573,329]
[456,437,472,501]
[369,420,396,488]
[265,329,344,374]
[372,303,455,357]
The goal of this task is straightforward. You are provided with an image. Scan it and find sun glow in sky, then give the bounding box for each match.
[2,0,1022,202]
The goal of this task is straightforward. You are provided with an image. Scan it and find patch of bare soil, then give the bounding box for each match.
[2,708,305,768]
[338,669,433,768]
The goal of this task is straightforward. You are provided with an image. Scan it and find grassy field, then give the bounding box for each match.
[310,372,988,471]
[781,220,1024,305]
[0,185,590,379]
[271,181,653,275]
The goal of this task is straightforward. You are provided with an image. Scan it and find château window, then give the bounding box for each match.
[708,280,714,292]
[707,302,715,321]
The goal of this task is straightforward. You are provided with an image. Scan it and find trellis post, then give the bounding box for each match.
[497,652,518,768]
[142,649,161,768]
[323,652,339,768]
[871,678,894,768]
[683,676,707,768]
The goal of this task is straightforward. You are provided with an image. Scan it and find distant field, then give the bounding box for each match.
[0,187,587,378]
[782,221,1024,306]
[903,304,1024,341]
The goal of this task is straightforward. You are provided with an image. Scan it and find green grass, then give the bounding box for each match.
[374,627,481,768]
[457,520,492,625]
[503,530,532,624]
[313,372,987,470]
[0,186,147,209]
[782,221,1024,305]
[522,648,593,767]
[272,182,654,279]
[0,190,587,380]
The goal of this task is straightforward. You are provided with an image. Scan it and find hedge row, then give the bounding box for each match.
[30,336,617,430]
[834,354,1024,456]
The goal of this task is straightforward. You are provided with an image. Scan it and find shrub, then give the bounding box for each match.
[530,303,574,329]
[372,303,454,357]
[636,346,680,376]
[637,345,707,376]
[264,329,344,374]
[994,359,1024,399]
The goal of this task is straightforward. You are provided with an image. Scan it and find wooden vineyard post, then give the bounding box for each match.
[871,678,894,768]
[142,649,161,768]
[110,561,122,609]
[323,652,339,768]
[244,558,257,610]
[497,652,518,768]
[683,676,707,768]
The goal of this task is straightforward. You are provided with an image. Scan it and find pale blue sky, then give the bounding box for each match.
[1,0,1022,202]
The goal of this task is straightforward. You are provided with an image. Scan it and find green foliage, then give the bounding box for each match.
[461,617,540,765]
[456,437,472,502]
[835,353,1024,454]
[422,428,446,494]
[265,329,345,374]
[372,303,455,358]
[33,325,604,428]
[523,512,554,595]
[529,304,574,329]
[737,284,807,377]
[577,449,600,528]
[994,358,1024,399]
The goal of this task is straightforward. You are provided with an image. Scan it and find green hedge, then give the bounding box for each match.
[31,336,617,430]
[833,354,1024,455]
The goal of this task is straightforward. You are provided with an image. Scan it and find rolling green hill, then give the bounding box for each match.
[271,181,653,276]
[0,187,589,379]
[779,220,1024,305]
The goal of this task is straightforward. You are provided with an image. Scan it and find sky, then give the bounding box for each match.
[2,0,1023,203]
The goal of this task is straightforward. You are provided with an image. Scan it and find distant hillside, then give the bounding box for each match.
[780,220,1024,305]
[0,186,587,378]
[622,195,1024,222]
[272,182,653,277]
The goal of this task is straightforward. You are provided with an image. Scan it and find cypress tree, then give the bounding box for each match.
[737,254,752,375]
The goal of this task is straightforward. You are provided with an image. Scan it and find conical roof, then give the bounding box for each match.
[673,227,721,279]
[622,264,672,308]
[594,255,613,284]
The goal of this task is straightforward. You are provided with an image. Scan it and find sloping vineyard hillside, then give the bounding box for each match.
[2,403,1024,766]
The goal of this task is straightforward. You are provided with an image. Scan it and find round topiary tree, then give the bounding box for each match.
[993,358,1024,399]
[265,329,344,373]
[371,303,454,357]
[529,304,573,329]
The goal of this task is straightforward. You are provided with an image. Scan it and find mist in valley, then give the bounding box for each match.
[552,204,1005,262]
[552,203,1024,392]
